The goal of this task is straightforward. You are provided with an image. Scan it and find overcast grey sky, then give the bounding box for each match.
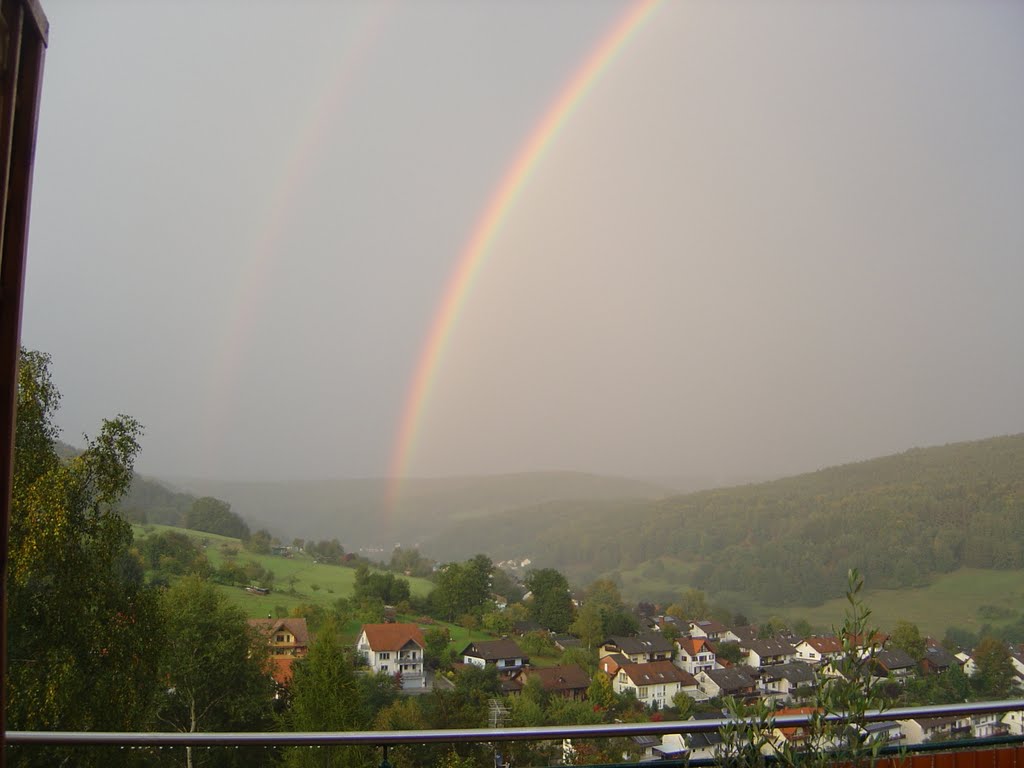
[22,0,1024,484]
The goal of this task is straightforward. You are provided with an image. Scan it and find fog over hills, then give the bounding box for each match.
[166,471,673,551]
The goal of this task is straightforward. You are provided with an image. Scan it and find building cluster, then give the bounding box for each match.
[247,613,1024,756]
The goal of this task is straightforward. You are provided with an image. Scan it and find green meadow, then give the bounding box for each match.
[131,523,434,618]
[782,568,1024,638]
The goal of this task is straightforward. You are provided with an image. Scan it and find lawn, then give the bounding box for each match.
[131,523,434,618]
[780,568,1024,638]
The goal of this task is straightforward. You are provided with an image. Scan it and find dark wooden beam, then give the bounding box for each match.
[0,0,46,762]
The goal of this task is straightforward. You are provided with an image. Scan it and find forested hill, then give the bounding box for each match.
[420,434,1024,606]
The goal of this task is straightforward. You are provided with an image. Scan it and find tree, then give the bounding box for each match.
[283,617,375,767]
[245,528,273,554]
[354,564,411,605]
[971,636,1014,699]
[423,626,451,670]
[587,672,617,710]
[185,496,249,539]
[157,577,276,768]
[525,568,574,632]
[429,555,492,621]
[669,588,710,620]
[672,689,695,719]
[889,620,926,662]
[5,349,163,763]
[570,602,606,650]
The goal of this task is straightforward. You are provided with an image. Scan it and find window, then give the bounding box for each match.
[380,652,390,660]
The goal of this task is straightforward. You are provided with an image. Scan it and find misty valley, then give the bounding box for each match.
[11,348,1024,767]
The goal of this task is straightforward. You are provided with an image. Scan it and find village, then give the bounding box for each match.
[247,605,1024,761]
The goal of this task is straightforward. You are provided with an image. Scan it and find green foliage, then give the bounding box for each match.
[245,528,273,554]
[525,567,574,632]
[672,689,695,718]
[139,529,211,577]
[518,630,558,657]
[388,546,435,577]
[282,618,374,767]
[423,626,451,669]
[430,555,493,621]
[971,636,1015,699]
[6,349,163,763]
[185,496,249,539]
[305,538,345,564]
[669,588,711,620]
[424,435,1024,606]
[889,620,926,661]
[717,570,888,768]
[353,564,411,604]
[587,672,617,710]
[157,577,276,766]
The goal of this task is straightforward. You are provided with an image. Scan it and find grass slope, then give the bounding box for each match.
[782,568,1024,639]
[131,524,433,618]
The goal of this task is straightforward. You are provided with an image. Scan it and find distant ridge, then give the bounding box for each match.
[167,470,671,550]
[417,434,1024,606]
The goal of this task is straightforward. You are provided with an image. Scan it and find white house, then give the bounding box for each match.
[688,619,735,642]
[460,638,528,672]
[613,660,698,709]
[794,636,844,666]
[759,662,816,703]
[1002,710,1024,736]
[675,637,720,675]
[356,623,426,690]
[955,651,977,677]
[744,638,797,669]
[696,667,758,700]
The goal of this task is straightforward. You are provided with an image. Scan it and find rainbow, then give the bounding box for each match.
[202,4,393,465]
[386,0,663,505]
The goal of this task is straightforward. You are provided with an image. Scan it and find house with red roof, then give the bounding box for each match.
[794,636,844,666]
[357,623,426,690]
[675,636,720,675]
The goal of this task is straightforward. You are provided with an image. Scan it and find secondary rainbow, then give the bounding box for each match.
[387,0,663,504]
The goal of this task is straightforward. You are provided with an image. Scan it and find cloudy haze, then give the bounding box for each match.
[23,0,1024,484]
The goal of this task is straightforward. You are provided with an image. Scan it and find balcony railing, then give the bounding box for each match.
[6,699,1024,767]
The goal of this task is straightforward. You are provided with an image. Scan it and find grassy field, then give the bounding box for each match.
[131,524,514,657]
[780,568,1024,638]
[131,523,434,618]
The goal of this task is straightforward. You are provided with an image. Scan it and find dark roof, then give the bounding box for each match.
[874,648,917,671]
[747,638,797,657]
[704,666,757,693]
[602,634,674,655]
[690,619,729,634]
[731,626,759,643]
[922,645,957,668]
[687,731,723,749]
[552,634,581,650]
[460,639,526,661]
[619,660,698,687]
[761,661,816,685]
[522,664,591,692]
